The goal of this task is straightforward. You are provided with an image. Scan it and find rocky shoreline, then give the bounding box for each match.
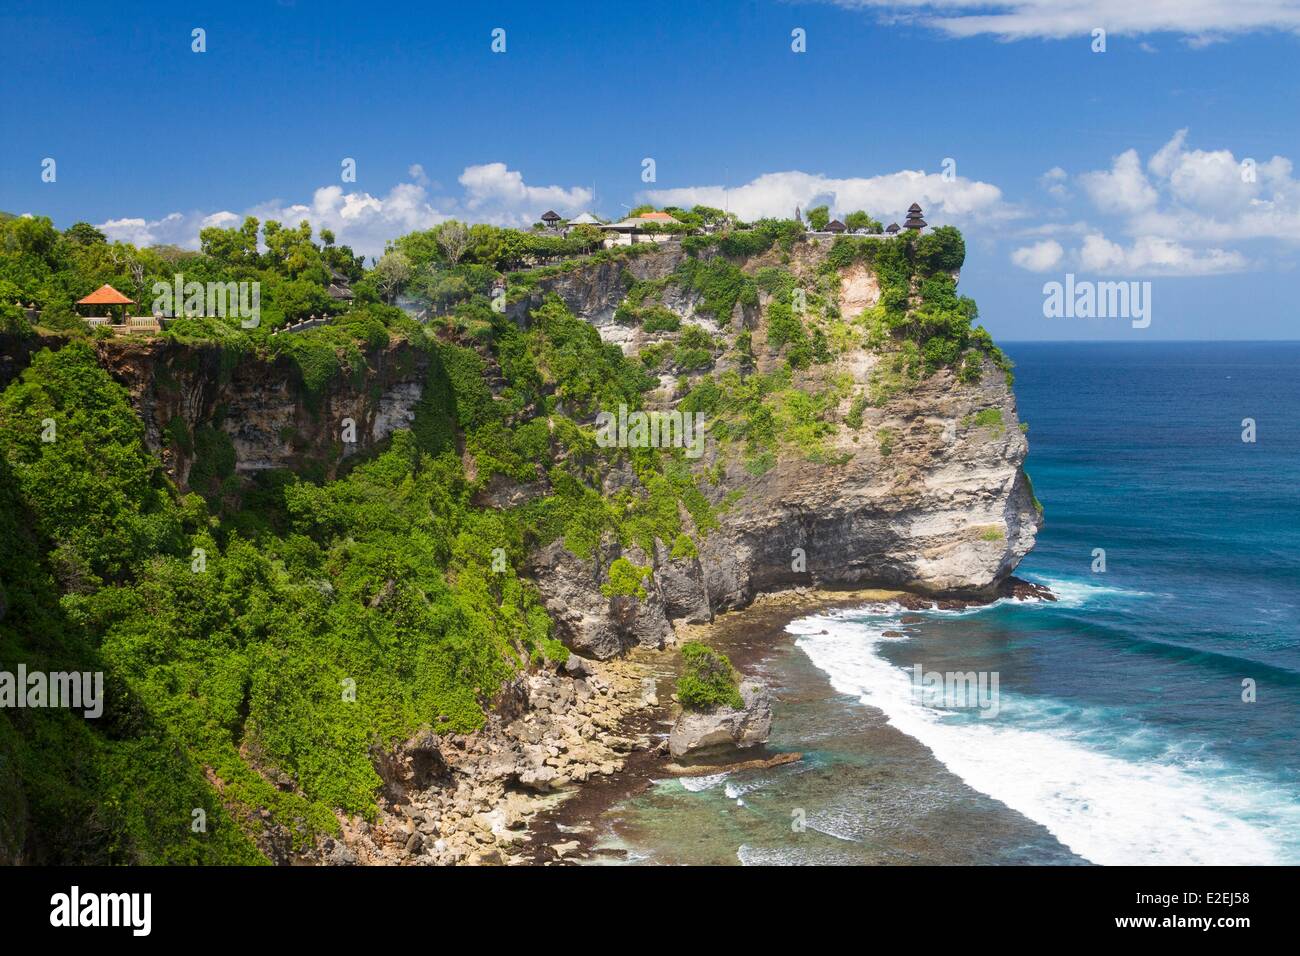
[325,579,1054,865]
[326,655,667,866]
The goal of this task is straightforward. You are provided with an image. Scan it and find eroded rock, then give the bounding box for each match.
[668,679,773,758]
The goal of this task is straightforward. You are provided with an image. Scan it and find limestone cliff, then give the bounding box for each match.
[57,239,1039,660]
[504,239,1041,657]
[92,337,432,490]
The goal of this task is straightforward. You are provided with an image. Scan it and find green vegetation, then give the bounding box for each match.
[825,227,1012,384]
[844,210,883,234]
[964,408,1005,436]
[0,206,1021,863]
[640,307,681,333]
[674,324,718,370]
[674,256,757,325]
[677,642,744,712]
[845,393,869,430]
[0,213,370,339]
[600,557,652,600]
[0,341,569,861]
[679,365,849,471]
[670,532,698,560]
[0,283,735,862]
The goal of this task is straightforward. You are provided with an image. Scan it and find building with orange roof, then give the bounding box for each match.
[76,284,134,329]
[75,284,163,335]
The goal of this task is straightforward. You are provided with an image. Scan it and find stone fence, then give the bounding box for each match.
[274,316,329,335]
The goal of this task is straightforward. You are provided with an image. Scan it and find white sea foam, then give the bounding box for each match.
[678,772,730,793]
[791,611,1299,866]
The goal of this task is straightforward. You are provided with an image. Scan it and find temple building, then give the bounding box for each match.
[885,222,901,235]
[824,219,847,234]
[903,203,927,231]
[599,211,681,247]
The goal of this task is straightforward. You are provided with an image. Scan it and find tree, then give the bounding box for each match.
[915,225,966,273]
[372,250,413,303]
[845,210,883,234]
[64,222,107,245]
[691,205,729,227]
[435,221,472,266]
[200,216,260,267]
[806,205,830,231]
[568,223,604,253]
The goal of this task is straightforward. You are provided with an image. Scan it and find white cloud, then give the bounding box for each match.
[1015,131,1300,276]
[95,163,592,257]
[1077,233,1247,274]
[458,163,592,224]
[1078,149,1159,215]
[1011,239,1064,271]
[1039,166,1070,199]
[1080,130,1300,243]
[640,168,1015,227]
[823,1,1300,41]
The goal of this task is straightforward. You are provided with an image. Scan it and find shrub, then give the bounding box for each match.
[915,225,966,274]
[640,307,681,333]
[677,642,743,711]
[600,556,651,600]
[670,532,698,560]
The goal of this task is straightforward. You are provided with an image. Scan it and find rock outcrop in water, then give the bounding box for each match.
[668,679,774,758]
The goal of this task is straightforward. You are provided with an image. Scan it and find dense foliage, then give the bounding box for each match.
[676,642,743,711]
[0,204,1016,863]
[0,214,365,335]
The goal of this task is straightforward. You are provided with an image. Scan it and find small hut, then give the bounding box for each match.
[903,203,927,231]
[824,219,847,234]
[539,210,562,231]
[77,284,135,328]
[885,222,901,235]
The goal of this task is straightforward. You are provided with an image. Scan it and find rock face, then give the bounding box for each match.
[695,365,1039,605]
[335,657,658,866]
[511,242,1041,654]
[527,539,672,660]
[668,680,773,758]
[51,239,1039,660]
[505,244,689,329]
[90,336,433,490]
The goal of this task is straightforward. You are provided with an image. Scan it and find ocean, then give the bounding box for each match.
[592,342,1300,866]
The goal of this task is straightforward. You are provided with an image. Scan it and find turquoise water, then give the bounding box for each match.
[598,342,1300,865]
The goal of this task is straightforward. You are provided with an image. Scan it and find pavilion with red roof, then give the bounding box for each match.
[76,284,135,329]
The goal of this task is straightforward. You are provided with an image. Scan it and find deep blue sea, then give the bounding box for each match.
[598,342,1300,865]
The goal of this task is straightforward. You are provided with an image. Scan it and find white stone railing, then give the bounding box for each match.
[275,316,329,335]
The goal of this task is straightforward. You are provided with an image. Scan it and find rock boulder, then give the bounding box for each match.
[668,679,773,758]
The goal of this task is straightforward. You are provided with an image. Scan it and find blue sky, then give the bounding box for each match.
[2,0,1299,340]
